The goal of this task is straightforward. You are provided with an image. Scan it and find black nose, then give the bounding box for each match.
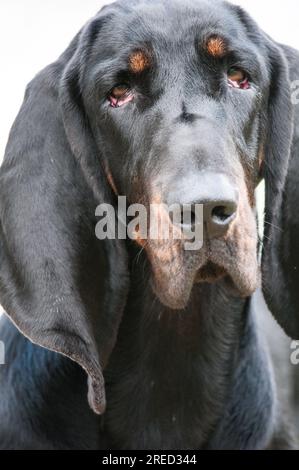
[202,198,237,238]
[167,173,238,239]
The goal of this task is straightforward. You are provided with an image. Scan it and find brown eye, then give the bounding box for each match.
[227,67,250,89]
[111,84,129,99]
[108,84,134,108]
[228,67,245,81]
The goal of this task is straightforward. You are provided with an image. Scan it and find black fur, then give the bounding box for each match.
[0,0,298,450]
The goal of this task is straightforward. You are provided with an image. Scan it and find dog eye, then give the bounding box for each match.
[108,84,134,108]
[227,67,250,90]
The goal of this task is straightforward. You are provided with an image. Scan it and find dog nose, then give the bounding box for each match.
[167,172,238,239]
[202,198,237,238]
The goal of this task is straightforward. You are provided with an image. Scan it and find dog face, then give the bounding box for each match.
[81,0,270,308]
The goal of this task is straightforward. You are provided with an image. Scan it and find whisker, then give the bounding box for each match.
[264,220,284,232]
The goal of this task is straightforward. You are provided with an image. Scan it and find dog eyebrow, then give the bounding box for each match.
[129,49,151,73]
[205,35,228,58]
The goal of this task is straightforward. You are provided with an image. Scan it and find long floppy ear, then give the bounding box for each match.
[0,16,129,414]
[261,41,299,338]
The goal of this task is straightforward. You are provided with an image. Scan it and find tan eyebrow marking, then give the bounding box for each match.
[129,50,151,73]
[206,35,227,58]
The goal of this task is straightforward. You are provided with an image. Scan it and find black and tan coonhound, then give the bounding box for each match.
[0,0,299,450]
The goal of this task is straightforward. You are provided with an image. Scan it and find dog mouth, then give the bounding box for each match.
[148,236,260,310]
[195,260,252,298]
[139,192,260,310]
[195,261,226,284]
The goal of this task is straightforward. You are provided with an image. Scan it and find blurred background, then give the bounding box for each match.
[0,0,298,436]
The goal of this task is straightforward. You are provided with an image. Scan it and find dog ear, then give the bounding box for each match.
[261,41,299,339]
[0,15,129,414]
[223,4,298,338]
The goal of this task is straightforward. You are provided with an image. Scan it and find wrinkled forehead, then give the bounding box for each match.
[96,0,251,56]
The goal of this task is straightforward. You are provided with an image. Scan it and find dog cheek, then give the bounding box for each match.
[146,242,190,309]
[145,240,204,309]
[209,177,259,298]
[226,195,260,295]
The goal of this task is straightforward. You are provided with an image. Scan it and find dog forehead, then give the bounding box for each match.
[96,0,239,46]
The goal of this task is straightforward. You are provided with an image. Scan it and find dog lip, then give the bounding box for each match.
[195,261,226,284]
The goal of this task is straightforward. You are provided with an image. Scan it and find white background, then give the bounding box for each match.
[0,0,299,159]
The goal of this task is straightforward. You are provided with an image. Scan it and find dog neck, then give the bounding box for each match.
[104,251,251,449]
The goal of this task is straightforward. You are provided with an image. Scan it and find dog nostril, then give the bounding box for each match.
[211,204,236,225]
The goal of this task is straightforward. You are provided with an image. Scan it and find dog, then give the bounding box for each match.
[0,0,298,449]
